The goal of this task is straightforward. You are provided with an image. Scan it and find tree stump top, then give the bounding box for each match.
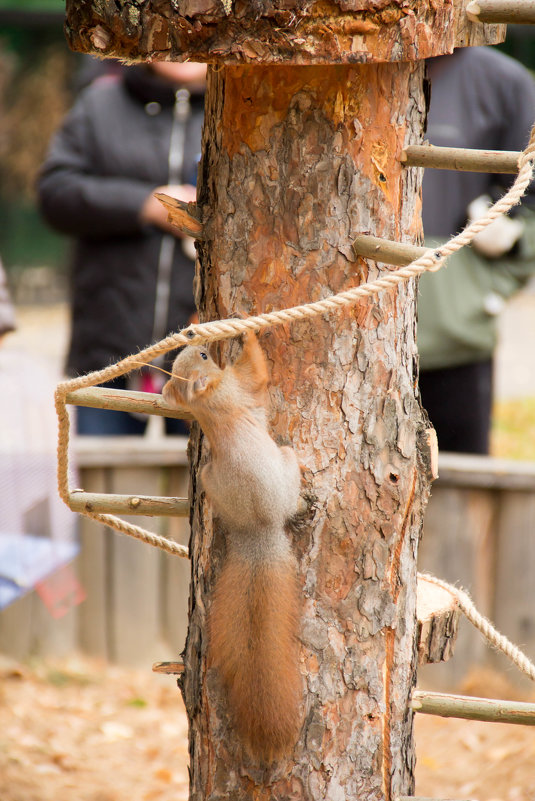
[65,0,504,65]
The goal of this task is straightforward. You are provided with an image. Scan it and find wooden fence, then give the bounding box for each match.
[1,443,535,689]
[0,436,191,667]
[419,452,535,691]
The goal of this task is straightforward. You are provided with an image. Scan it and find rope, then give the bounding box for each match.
[55,123,535,553]
[419,572,535,682]
[85,511,189,558]
[53,391,190,558]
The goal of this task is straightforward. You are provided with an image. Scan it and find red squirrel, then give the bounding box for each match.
[162,331,302,761]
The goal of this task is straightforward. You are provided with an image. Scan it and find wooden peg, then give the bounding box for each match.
[155,193,204,240]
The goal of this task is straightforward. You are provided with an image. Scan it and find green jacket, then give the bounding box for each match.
[417,209,535,371]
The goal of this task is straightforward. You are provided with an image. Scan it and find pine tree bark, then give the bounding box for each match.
[182,63,432,800]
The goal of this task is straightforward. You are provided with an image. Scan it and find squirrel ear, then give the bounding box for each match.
[186,374,210,401]
[193,375,209,394]
[162,377,185,407]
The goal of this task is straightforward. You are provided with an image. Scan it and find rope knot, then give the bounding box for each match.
[424,249,445,274]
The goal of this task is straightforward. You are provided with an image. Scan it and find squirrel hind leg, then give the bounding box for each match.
[279,445,302,518]
[208,556,302,762]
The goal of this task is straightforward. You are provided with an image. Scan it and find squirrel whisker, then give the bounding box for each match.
[129,360,191,382]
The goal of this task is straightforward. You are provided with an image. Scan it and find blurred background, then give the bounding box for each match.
[1,0,73,301]
[1,4,535,800]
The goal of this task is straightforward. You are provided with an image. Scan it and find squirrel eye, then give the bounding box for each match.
[200,351,208,361]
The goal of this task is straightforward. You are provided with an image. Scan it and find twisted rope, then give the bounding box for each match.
[53,392,190,557]
[84,510,189,558]
[55,123,535,553]
[419,572,535,682]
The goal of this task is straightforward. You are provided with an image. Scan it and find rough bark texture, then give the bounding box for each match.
[64,0,505,65]
[180,63,431,800]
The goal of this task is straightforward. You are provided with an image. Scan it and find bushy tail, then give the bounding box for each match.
[208,553,302,761]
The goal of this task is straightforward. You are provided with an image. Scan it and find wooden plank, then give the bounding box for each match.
[68,490,189,517]
[0,498,78,660]
[161,466,191,655]
[493,491,535,688]
[67,386,192,421]
[437,452,535,491]
[0,594,34,660]
[75,435,189,468]
[0,498,52,660]
[412,690,535,725]
[418,487,496,688]
[31,578,79,659]
[77,467,110,659]
[402,144,519,173]
[108,466,166,666]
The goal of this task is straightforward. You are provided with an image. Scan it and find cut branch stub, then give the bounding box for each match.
[417,575,460,665]
[153,661,185,675]
[155,193,205,240]
[64,0,505,65]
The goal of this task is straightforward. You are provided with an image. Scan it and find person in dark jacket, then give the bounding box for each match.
[38,61,206,434]
[418,46,535,454]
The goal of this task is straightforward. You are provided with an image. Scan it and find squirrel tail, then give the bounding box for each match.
[208,552,302,761]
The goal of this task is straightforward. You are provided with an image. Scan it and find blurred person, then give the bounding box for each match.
[418,46,535,454]
[37,61,206,435]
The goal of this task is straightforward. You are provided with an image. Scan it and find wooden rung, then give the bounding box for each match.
[353,235,427,266]
[66,386,192,420]
[402,144,520,174]
[152,661,185,675]
[412,690,535,725]
[466,0,535,24]
[68,490,189,517]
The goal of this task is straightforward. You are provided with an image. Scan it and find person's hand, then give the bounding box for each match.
[468,194,524,259]
[140,184,197,235]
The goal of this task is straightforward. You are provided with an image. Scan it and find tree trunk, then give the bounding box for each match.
[182,62,431,800]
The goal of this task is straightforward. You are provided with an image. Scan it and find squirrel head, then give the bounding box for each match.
[162,345,223,409]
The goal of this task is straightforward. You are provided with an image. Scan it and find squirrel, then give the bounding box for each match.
[162,330,303,761]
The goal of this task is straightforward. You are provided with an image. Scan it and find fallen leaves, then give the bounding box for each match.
[0,655,189,801]
[1,655,534,801]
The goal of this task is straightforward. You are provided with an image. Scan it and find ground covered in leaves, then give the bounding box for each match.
[1,656,534,801]
[0,656,189,801]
